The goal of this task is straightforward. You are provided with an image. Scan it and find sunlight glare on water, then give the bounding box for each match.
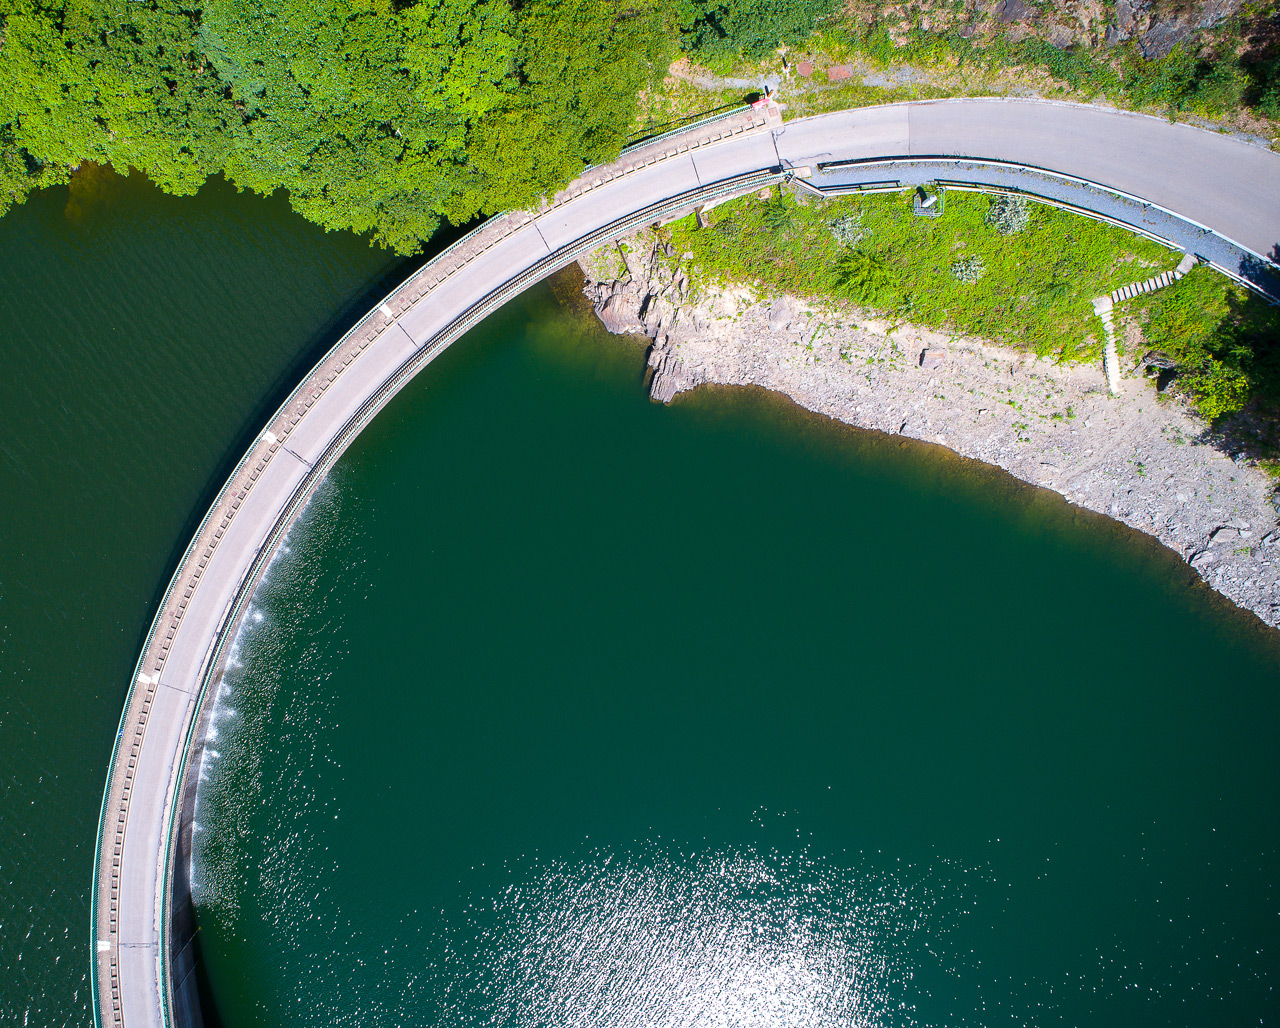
[429,845,945,1028]
[189,471,987,1028]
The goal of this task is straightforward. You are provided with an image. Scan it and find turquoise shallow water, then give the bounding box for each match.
[192,285,1280,1028]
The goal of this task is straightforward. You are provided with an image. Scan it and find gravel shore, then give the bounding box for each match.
[579,235,1280,631]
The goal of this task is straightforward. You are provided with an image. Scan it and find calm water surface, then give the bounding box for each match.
[0,170,401,1027]
[192,288,1280,1028]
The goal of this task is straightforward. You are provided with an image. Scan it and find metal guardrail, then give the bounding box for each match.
[811,155,1280,303]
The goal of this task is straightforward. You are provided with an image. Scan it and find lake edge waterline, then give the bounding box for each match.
[578,243,1280,633]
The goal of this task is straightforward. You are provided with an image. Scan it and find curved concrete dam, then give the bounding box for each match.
[91,98,1280,1028]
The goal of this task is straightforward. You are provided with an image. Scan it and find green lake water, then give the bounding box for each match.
[0,170,401,1027]
[192,285,1280,1026]
[0,171,1278,1028]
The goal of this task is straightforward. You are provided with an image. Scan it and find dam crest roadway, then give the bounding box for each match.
[91,97,1280,1028]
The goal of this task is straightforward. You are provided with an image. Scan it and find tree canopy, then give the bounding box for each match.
[677,0,840,62]
[0,0,673,251]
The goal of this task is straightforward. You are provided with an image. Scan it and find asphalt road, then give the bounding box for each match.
[93,99,1280,1028]
[778,99,1280,263]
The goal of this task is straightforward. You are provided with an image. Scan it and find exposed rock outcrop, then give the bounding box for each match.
[840,0,1247,57]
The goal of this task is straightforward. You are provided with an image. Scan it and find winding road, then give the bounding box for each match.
[91,98,1280,1028]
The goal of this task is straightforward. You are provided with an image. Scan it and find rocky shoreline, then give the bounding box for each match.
[578,234,1280,631]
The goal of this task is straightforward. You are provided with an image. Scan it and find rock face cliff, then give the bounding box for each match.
[580,232,1280,631]
[847,0,1249,59]
[1107,0,1240,56]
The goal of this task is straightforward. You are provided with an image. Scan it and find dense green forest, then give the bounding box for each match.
[1,0,659,250]
[0,0,840,251]
[4,0,1279,252]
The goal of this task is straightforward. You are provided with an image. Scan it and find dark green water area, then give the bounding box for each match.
[193,288,1280,1025]
[0,168,401,1027]
[1,167,1278,1028]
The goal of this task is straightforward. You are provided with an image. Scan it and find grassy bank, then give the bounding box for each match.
[662,187,1279,440]
[669,188,1176,359]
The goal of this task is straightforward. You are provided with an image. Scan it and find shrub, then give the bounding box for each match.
[1261,80,1280,120]
[950,255,987,284]
[834,246,894,305]
[1184,359,1252,421]
[760,195,797,239]
[1251,53,1280,120]
[827,213,866,247]
[1143,268,1253,421]
[984,194,1031,236]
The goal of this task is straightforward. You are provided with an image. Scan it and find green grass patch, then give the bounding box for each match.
[670,188,1177,360]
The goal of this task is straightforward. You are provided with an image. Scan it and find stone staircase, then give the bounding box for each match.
[1090,296,1124,396]
[1092,253,1197,396]
[1109,252,1197,305]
